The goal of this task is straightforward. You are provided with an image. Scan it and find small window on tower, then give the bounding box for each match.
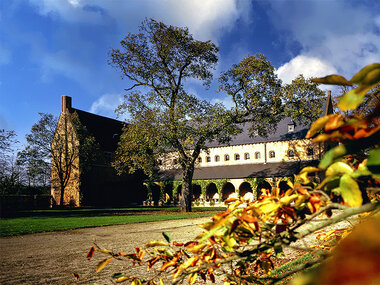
[206,156,211,162]
[215,155,220,162]
[244,153,250,160]
[235,154,240,160]
[269,151,275,158]
[225,154,230,161]
[307,148,314,156]
[288,150,294,157]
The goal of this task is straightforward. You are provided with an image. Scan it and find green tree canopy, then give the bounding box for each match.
[110,19,326,212]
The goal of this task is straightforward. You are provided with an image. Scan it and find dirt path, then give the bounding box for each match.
[0,217,210,285]
[0,213,355,285]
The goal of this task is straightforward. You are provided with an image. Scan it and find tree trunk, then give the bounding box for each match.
[180,166,194,212]
[60,184,65,206]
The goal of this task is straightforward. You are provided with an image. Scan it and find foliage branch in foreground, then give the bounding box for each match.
[88,64,380,284]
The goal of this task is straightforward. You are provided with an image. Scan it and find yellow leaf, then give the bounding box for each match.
[145,240,168,247]
[350,63,380,83]
[338,89,366,111]
[258,201,280,215]
[96,257,113,273]
[339,174,363,207]
[189,272,198,284]
[361,68,380,86]
[115,276,129,283]
[300,166,320,173]
[279,194,298,206]
[326,162,353,177]
[160,278,164,285]
[311,74,352,85]
[181,256,199,269]
[306,115,334,138]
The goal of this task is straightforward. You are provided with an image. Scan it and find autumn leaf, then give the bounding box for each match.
[162,232,171,243]
[96,257,113,273]
[325,162,353,176]
[146,240,168,247]
[72,273,80,280]
[350,63,380,83]
[311,74,352,85]
[87,246,95,260]
[338,89,367,111]
[337,174,363,207]
[306,115,334,138]
[189,272,198,284]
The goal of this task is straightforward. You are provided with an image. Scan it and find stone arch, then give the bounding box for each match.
[221,182,235,201]
[278,180,291,197]
[150,183,161,206]
[175,184,182,202]
[163,183,173,203]
[192,184,202,200]
[256,180,272,199]
[205,183,218,201]
[239,181,252,197]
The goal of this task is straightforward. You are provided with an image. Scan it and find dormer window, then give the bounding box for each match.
[288,121,295,132]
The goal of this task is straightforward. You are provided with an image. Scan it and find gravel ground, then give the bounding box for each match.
[0,213,356,285]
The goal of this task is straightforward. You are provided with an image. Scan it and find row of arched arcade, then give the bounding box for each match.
[142,178,292,206]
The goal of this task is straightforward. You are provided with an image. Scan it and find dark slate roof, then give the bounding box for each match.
[158,160,319,181]
[71,108,125,152]
[205,117,309,148]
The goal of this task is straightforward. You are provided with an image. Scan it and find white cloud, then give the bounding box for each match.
[269,0,380,84]
[211,95,234,109]
[28,0,250,43]
[89,93,125,119]
[276,55,337,84]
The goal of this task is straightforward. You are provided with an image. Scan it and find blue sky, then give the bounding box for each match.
[1,0,379,147]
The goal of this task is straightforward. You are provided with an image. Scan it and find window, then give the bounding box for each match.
[255,152,261,159]
[173,159,178,165]
[288,150,294,157]
[288,121,295,132]
[235,154,240,160]
[158,159,163,165]
[244,153,250,160]
[206,156,211,162]
[215,155,220,162]
[225,154,230,161]
[307,148,314,156]
[269,151,275,158]
[197,157,202,163]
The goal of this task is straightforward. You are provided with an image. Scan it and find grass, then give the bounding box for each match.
[0,206,225,237]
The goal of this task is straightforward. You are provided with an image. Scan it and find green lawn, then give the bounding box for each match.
[0,206,225,237]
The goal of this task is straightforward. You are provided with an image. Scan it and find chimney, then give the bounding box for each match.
[61,96,72,113]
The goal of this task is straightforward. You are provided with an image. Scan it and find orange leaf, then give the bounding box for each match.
[87,246,95,260]
[324,114,344,131]
[173,241,184,246]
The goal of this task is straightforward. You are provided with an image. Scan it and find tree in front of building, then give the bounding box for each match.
[22,112,100,206]
[110,19,324,212]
